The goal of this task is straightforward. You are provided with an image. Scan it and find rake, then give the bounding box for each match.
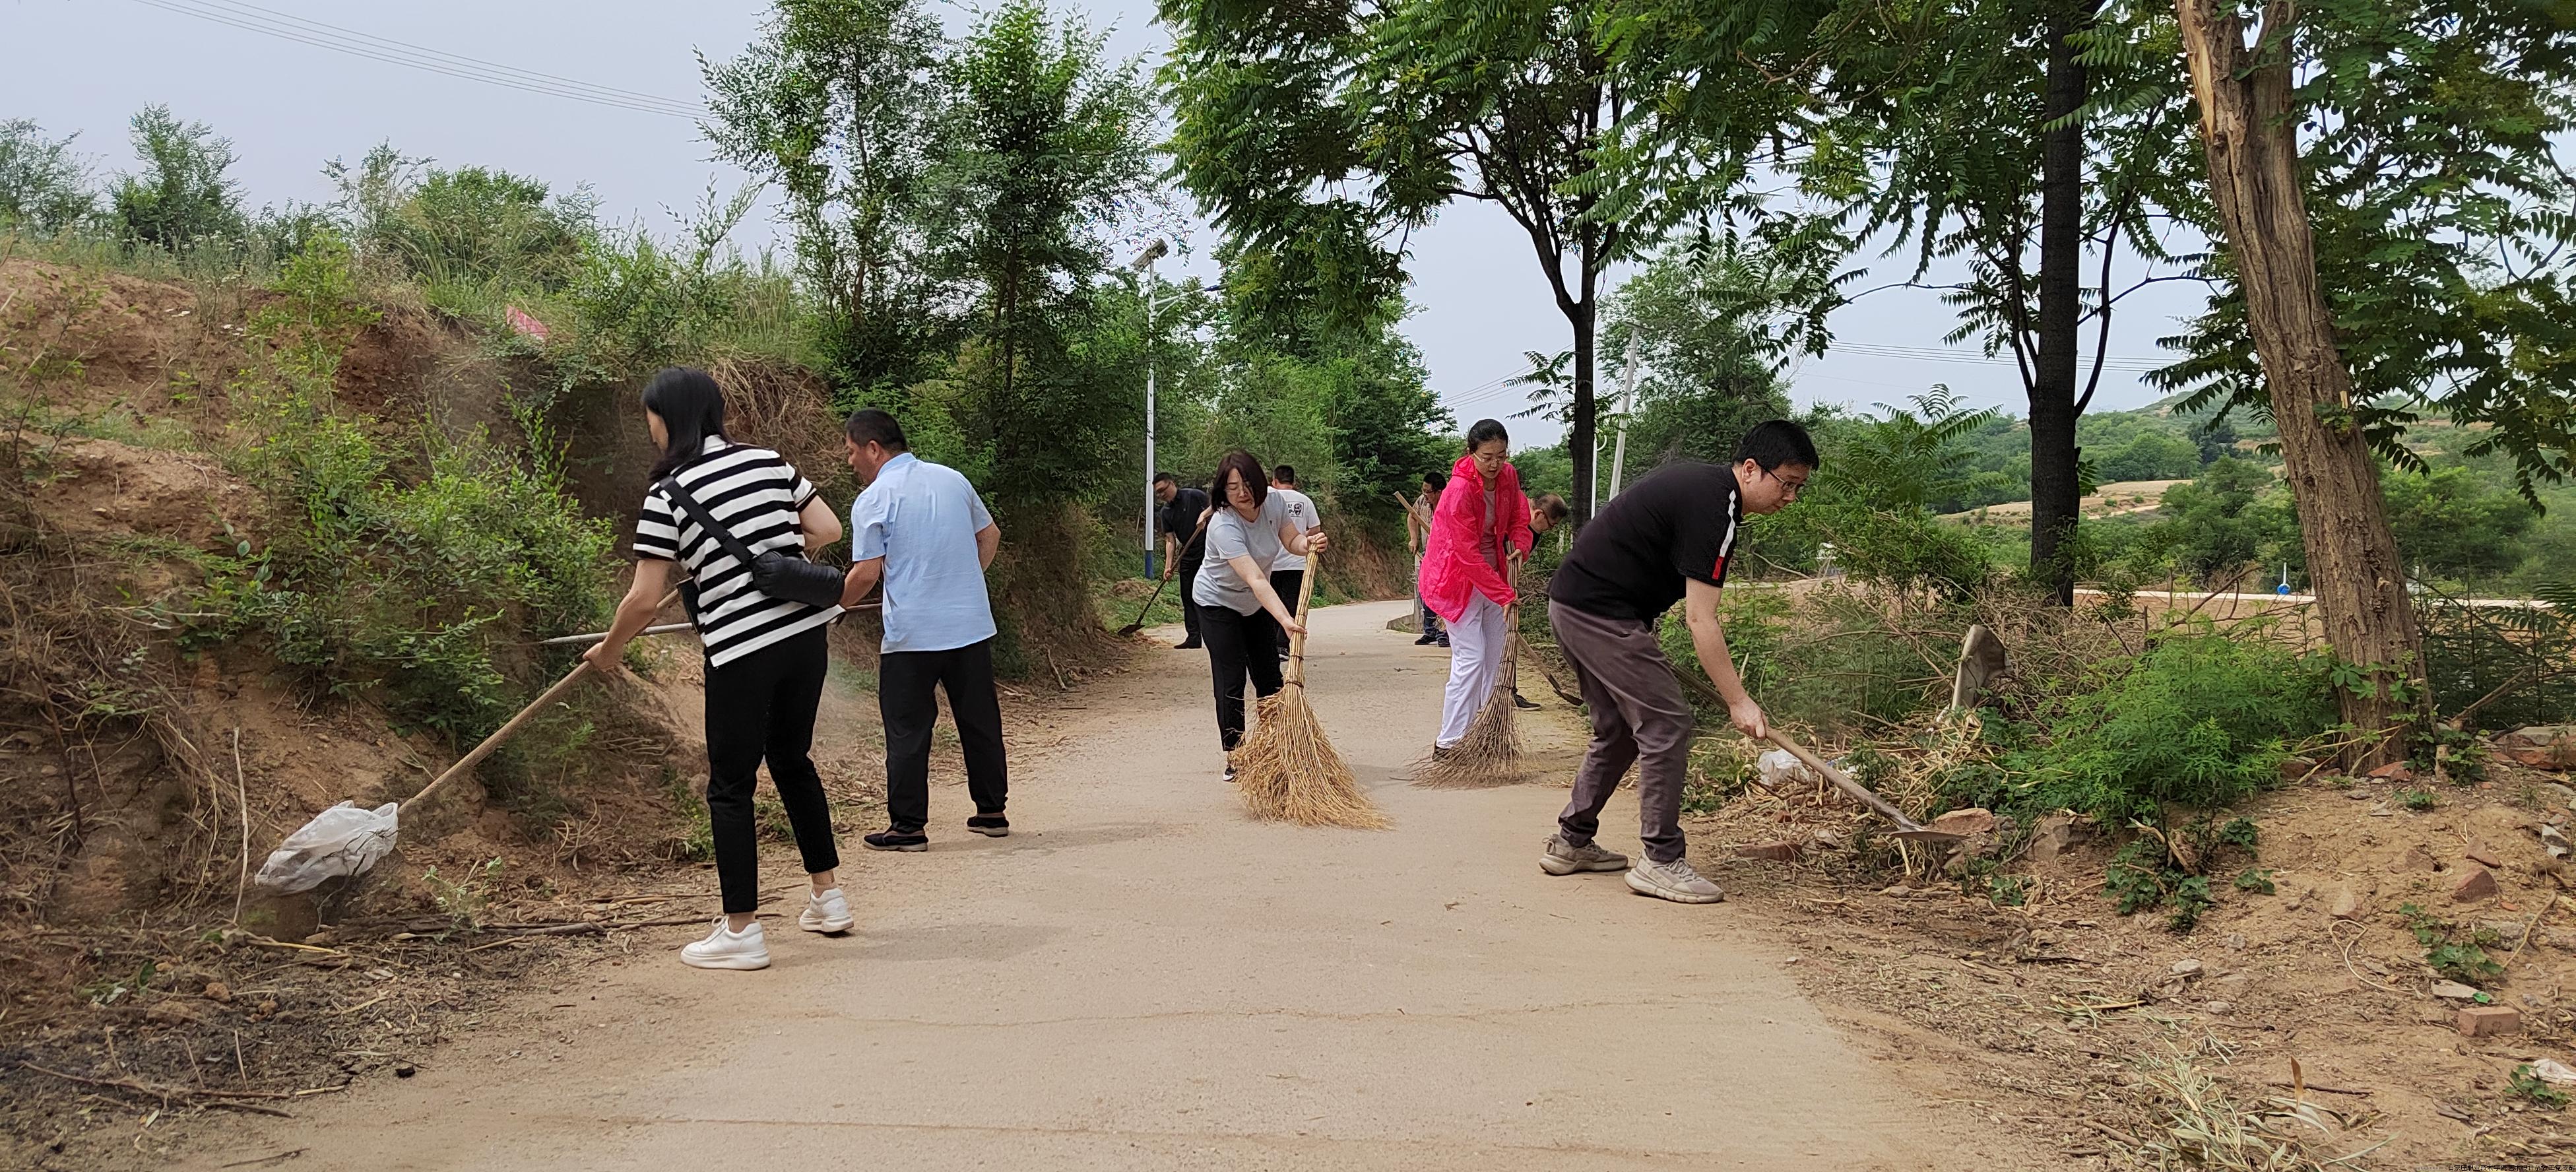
[1762,729,1965,844]
[1118,514,1209,637]
[1233,552,1388,829]
[254,588,685,894]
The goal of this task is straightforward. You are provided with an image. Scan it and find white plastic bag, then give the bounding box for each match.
[1757,748,1815,789]
[255,800,399,894]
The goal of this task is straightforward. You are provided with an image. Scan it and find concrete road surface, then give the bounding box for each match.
[183,599,2039,1171]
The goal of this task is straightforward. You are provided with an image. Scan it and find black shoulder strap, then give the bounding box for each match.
[657,474,765,570]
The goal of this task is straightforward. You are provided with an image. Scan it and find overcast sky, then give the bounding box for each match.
[3,0,2208,445]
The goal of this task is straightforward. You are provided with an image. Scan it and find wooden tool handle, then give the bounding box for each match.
[1764,729,1920,830]
[1132,514,1214,626]
[1285,550,1321,688]
[406,587,680,813]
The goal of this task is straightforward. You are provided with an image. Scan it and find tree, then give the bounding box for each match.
[1598,237,1808,469]
[921,0,1156,507]
[0,119,94,234]
[1828,0,2192,604]
[1163,0,1644,521]
[110,105,244,250]
[703,0,948,392]
[2164,0,2576,762]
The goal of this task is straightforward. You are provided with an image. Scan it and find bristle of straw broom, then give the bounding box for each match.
[1233,553,1390,830]
[1410,616,1524,788]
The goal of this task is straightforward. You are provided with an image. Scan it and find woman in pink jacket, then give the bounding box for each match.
[1419,419,1535,756]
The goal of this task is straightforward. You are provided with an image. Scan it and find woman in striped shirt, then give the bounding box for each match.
[583,368,851,971]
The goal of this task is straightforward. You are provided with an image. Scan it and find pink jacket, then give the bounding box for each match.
[1419,453,1533,623]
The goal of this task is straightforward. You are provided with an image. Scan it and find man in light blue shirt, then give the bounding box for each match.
[839,410,1009,851]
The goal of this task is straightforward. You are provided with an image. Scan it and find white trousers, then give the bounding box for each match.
[1438,592,1511,748]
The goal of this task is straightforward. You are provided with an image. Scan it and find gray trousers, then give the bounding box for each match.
[1551,600,1694,864]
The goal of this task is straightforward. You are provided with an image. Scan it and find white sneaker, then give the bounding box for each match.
[1625,857,1724,904]
[798,888,853,934]
[680,918,770,969]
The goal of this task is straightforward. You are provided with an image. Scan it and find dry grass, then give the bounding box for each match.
[2125,1032,2384,1171]
[1233,554,1388,830]
[1233,684,1389,829]
[1410,618,1526,789]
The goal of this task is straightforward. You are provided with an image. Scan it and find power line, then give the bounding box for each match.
[125,0,711,120]
[1830,341,2170,372]
[197,0,707,111]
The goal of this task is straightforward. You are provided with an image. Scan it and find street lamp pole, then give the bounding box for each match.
[1130,239,1169,578]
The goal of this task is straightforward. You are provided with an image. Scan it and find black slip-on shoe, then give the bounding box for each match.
[863,828,928,852]
[966,814,1010,838]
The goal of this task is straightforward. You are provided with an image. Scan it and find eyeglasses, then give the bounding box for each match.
[1764,469,1808,498]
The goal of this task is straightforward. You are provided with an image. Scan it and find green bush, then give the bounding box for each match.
[1969,627,2334,823]
[191,233,615,747]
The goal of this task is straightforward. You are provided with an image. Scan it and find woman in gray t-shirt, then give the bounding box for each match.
[1192,450,1329,773]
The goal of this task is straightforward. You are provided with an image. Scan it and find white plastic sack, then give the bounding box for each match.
[1757,749,1815,789]
[255,800,399,894]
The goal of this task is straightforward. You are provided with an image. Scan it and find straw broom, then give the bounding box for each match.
[1233,552,1389,829]
[1411,558,1528,788]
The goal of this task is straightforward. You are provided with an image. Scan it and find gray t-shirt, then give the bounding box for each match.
[1270,486,1318,572]
[1194,494,1293,615]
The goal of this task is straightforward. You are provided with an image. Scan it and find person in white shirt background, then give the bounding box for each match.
[1265,465,1322,662]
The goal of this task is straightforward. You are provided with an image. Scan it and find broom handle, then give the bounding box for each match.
[405,586,683,813]
[1762,729,1924,831]
[1130,513,1211,626]
[1285,549,1321,688]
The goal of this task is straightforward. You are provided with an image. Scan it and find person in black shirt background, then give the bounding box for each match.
[1155,471,1212,649]
[1537,420,1818,905]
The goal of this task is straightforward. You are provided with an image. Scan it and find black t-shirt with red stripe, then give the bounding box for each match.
[1548,461,1743,623]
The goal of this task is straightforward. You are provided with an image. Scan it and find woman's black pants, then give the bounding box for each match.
[703,626,839,913]
[1202,603,1284,751]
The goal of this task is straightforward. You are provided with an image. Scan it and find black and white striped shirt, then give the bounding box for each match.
[631,438,841,667]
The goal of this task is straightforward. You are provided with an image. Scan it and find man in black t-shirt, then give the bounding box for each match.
[1539,421,1818,904]
[1155,471,1213,649]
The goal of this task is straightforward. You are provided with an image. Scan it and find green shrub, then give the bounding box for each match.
[190,233,615,748]
[1981,627,2333,824]
[2511,1066,2569,1110]
[2404,903,2506,985]
[2102,818,2263,932]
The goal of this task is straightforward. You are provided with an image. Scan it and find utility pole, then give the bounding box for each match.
[1129,240,1169,577]
[1606,335,1640,500]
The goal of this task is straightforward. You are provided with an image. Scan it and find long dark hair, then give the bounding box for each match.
[1465,418,1509,453]
[1210,450,1269,513]
[643,367,728,480]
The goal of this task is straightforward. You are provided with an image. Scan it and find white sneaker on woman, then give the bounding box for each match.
[799,888,853,934]
[680,918,770,969]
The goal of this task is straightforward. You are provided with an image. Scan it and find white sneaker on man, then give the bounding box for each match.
[1625,857,1724,903]
[798,888,853,934]
[680,918,771,969]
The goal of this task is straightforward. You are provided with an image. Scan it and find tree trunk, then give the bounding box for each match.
[1568,297,1597,524]
[2027,8,2089,607]
[2176,0,2426,767]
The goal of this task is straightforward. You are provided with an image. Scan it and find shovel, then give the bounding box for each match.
[254,588,684,893]
[1762,729,1965,844]
[1118,514,1209,637]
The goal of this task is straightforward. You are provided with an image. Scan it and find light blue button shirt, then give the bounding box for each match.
[851,453,998,654]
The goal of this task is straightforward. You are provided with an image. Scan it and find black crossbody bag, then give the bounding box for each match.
[655,475,846,610]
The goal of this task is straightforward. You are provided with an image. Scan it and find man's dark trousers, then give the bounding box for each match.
[1176,554,1205,644]
[879,637,1008,831]
[1268,568,1304,659]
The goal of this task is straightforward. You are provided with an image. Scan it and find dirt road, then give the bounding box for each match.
[181,601,2032,1171]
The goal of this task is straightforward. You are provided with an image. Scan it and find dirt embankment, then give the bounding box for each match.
[1687,736,2576,1169]
[0,255,1139,1167]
